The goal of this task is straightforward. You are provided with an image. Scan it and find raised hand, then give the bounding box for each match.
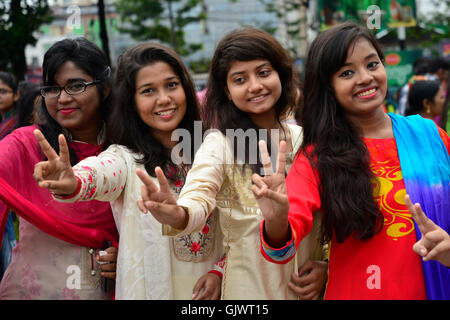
[33,129,79,196]
[405,194,450,267]
[251,140,290,248]
[136,167,188,230]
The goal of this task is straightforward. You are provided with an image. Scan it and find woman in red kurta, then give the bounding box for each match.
[253,22,450,299]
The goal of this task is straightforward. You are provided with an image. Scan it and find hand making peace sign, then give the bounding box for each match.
[251,140,291,248]
[405,194,450,267]
[33,129,79,196]
[136,167,189,230]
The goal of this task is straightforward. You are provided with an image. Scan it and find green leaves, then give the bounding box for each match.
[115,0,205,56]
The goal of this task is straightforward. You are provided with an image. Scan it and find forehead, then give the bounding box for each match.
[0,79,11,89]
[53,61,92,84]
[227,59,272,74]
[345,38,378,61]
[135,61,178,84]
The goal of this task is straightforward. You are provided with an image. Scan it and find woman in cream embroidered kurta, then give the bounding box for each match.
[164,124,324,299]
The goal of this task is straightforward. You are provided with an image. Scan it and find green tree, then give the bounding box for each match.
[115,0,206,56]
[410,0,450,52]
[258,0,309,59]
[0,0,52,80]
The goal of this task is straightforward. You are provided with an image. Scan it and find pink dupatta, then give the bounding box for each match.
[0,125,118,248]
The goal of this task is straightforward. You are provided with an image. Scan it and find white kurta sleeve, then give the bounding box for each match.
[54,144,129,203]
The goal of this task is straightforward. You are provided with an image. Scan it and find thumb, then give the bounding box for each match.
[297,260,313,277]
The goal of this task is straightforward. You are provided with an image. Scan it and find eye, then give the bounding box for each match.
[233,77,245,84]
[139,87,154,95]
[67,82,85,92]
[43,87,60,95]
[259,69,271,77]
[367,61,380,70]
[167,81,179,89]
[338,70,354,78]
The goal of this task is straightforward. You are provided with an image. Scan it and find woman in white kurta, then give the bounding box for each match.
[54,144,223,299]
[137,28,328,300]
[32,42,223,299]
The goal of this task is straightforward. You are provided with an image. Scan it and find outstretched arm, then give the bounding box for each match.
[405,194,450,267]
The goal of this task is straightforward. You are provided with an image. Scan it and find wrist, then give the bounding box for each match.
[263,218,290,248]
[52,176,82,199]
[173,206,189,230]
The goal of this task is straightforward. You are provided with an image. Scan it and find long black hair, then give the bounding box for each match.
[300,22,385,244]
[203,28,298,174]
[107,42,200,177]
[39,37,112,165]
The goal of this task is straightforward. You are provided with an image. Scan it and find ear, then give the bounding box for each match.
[422,98,432,113]
[103,83,111,101]
[13,91,20,102]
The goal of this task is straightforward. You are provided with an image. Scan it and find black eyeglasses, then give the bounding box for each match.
[0,88,13,95]
[41,80,99,98]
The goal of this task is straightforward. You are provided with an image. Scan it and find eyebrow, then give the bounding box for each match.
[51,78,88,86]
[136,75,178,91]
[229,62,271,77]
[342,53,378,67]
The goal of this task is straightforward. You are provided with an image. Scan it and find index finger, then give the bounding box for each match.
[405,194,437,234]
[258,140,274,176]
[155,166,172,194]
[57,134,71,164]
[276,140,287,175]
[34,129,58,160]
[136,168,159,194]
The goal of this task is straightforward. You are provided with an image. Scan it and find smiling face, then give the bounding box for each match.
[225,59,282,124]
[134,61,187,145]
[331,38,387,119]
[44,61,102,131]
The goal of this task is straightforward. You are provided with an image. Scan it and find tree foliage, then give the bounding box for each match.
[0,0,52,80]
[115,0,206,56]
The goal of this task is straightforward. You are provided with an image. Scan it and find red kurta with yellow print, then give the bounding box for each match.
[272,126,450,299]
[324,137,427,299]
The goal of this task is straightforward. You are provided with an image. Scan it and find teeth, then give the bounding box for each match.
[250,95,266,101]
[356,88,376,97]
[155,109,175,116]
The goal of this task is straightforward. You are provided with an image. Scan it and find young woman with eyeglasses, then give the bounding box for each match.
[0,38,119,299]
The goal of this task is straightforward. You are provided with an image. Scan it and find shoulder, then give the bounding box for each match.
[286,124,303,152]
[1,124,38,144]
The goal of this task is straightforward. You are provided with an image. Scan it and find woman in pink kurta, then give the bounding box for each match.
[0,38,118,299]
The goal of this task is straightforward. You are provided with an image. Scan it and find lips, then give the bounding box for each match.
[248,94,268,102]
[58,108,78,115]
[154,108,176,119]
[354,87,378,99]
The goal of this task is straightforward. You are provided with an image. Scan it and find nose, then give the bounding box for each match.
[156,90,171,106]
[58,89,73,103]
[248,76,263,93]
[357,68,374,85]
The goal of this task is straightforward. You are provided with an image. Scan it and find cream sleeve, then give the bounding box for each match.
[163,130,233,236]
